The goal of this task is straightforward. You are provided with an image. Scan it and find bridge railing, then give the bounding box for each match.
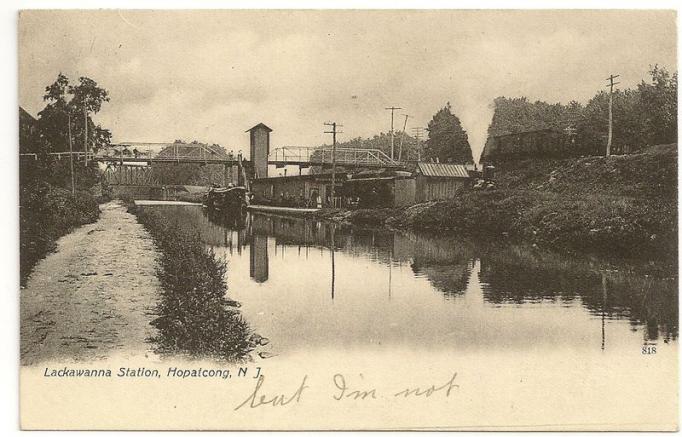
[270,146,401,167]
[98,143,235,163]
[20,151,96,161]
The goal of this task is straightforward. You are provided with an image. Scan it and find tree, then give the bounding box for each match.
[35,73,111,154]
[484,66,678,160]
[636,65,677,146]
[424,103,473,164]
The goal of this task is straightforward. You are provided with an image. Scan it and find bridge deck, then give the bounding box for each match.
[21,145,407,169]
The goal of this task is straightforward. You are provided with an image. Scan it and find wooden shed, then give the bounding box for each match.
[414,163,471,202]
[250,173,344,207]
[342,176,416,208]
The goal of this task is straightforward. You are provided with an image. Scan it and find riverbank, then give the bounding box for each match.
[129,203,254,361]
[248,204,319,216]
[307,144,677,261]
[20,201,163,365]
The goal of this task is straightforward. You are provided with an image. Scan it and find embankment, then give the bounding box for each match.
[20,182,101,285]
[313,144,678,261]
[128,203,254,361]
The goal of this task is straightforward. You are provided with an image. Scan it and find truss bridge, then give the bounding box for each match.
[269,146,404,169]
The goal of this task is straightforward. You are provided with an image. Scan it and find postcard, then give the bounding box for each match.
[18,9,678,430]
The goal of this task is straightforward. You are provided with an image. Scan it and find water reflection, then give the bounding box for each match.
[477,247,679,343]
[250,235,269,283]
[147,205,678,350]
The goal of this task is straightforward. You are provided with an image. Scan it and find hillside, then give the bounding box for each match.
[331,144,677,262]
[492,143,676,199]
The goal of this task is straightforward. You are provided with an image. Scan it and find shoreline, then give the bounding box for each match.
[303,147,678,264]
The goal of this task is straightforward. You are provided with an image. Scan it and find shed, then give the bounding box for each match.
[343,176,416,208]
[414,163,471,202]
[250,173,343,208]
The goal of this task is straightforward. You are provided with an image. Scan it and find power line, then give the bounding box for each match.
[385,106,402,160]
[67,113,75,195]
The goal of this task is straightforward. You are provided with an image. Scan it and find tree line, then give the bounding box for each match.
[485,66,677,158]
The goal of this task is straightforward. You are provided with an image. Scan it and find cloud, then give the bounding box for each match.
[19,10,677,161]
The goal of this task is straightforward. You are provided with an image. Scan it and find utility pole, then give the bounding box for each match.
[324,121,342,208]
[83,105,89,167]
[67,113,75,195]
[411,127,425,161]
[385,106,402,160]
[605,74,620,156]
[398,114,410,162]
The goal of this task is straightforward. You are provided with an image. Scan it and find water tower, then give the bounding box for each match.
[246,123,272,179]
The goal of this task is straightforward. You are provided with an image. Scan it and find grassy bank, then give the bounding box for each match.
[130,204,253,361]
[20,182,101,285]
[313,144,678,261]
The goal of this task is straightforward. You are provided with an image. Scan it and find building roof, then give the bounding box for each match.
[246,123,273,133]
[416,162,470,178]
[250,172,347,183]
[19,106,37,123]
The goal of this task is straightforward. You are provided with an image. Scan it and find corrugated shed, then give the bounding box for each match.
[416,163,470,178]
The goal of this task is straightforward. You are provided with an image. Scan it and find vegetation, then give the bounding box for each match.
[424,102,473,164]
[315,144,677,262]
[31,73,112,155]
[131,206,253,361]
[313,130,422,164]
[20,181,100,284]
[20,73,112,284]
[485,66,678,157]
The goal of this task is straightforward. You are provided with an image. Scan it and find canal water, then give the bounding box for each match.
[144,205,678,357]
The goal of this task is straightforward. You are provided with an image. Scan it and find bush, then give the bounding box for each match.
[135,208,253,361]
[20,182,100,284]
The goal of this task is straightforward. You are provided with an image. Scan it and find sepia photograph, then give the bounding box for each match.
[16,7,678,430]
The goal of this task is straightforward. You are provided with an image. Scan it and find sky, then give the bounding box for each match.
[18,10,677,162]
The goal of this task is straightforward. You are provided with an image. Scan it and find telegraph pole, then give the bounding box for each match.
[398,114,410,162]
[83,105,89,166]
[67,113,75,195]
[411,127,425,161]
[385,106,402,160]
[605,74,620,156]
[324,121,342,208]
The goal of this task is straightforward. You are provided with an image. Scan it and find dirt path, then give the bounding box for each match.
[20,201,162,366]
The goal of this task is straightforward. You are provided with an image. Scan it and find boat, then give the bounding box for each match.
[202,185,248,216]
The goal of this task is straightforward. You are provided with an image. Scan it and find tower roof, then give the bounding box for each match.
[246,123,273,133]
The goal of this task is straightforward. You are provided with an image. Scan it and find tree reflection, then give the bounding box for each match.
[478,246,678,343]
[152,206,678,345]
